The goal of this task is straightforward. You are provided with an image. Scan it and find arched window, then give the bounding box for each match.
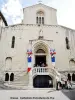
[42,17,44,24]
[11,36,15,48]
[10,73,14,81]
[5,73,9,81]
[67,73,71,81]
[39,17,41,24]
[5,57,12,70]
[36,11,44,25]
[36,17,38,24]
[65,37,70,49]
[72,73,75,81]
[69,59,75,67]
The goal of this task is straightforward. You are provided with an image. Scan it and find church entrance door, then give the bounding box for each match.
[35,55,46,66]
[34,48,47,67]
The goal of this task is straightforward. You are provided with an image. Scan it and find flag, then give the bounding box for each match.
[27,49,32,73]
[52,62,55,66]
[51,56,55,62]
[27,56,32,62]
[28,63,31,67]
[27,55,32,73]
[27,49,32,55]
[51,55,55,67]
[50,48,56,55]
[27,68,31,73]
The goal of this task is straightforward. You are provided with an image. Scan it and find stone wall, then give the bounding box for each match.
[0,24,75,73]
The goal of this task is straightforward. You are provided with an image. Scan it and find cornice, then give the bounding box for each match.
[2,24,75,32]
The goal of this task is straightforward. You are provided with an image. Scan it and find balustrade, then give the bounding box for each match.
[32,67,57,76]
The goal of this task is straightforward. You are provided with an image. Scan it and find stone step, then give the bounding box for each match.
[4,82,28,86]
[4,83,28,89]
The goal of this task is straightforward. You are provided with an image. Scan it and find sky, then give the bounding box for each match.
[0,0,75,29]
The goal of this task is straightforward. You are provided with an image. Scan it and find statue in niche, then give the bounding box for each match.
[38,29,44,39]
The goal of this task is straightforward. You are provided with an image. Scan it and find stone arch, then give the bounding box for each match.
[33,41,49,67]
[33,68,56,87]
[36,10,45,16]
[33,41,49,54]
[33,72,54,80]
[6,57,12,60]
[33,75,53,88]
[36,49,45,53]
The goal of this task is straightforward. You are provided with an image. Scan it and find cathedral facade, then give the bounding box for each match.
[0,3,75,89]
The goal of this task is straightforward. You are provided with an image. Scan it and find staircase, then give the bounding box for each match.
[0,68,67,89]
[0,71,29,89]
[32,67,67,86]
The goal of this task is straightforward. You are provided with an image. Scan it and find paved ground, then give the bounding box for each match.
[62,89,75,100]
[0,83,75,100]
[0,89,70,100]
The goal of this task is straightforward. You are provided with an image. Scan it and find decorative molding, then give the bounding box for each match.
[2,24,75,33]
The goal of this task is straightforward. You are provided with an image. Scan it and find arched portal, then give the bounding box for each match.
[33,75,53,88]
[35,49,46,66]
[34,42,48,67]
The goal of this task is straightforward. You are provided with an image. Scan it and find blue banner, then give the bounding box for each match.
[27,56,32,62]
[51,56,55,62]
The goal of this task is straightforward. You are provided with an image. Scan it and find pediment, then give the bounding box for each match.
[23,3,56,11]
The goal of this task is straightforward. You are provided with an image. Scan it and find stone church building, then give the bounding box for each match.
[0,3,75,89]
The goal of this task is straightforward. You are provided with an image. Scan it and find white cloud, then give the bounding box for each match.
[1,0,23,24]
[46,0,75,29]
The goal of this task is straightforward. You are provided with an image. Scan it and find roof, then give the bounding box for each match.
[23,3,57,11]
[0,11,8,26]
